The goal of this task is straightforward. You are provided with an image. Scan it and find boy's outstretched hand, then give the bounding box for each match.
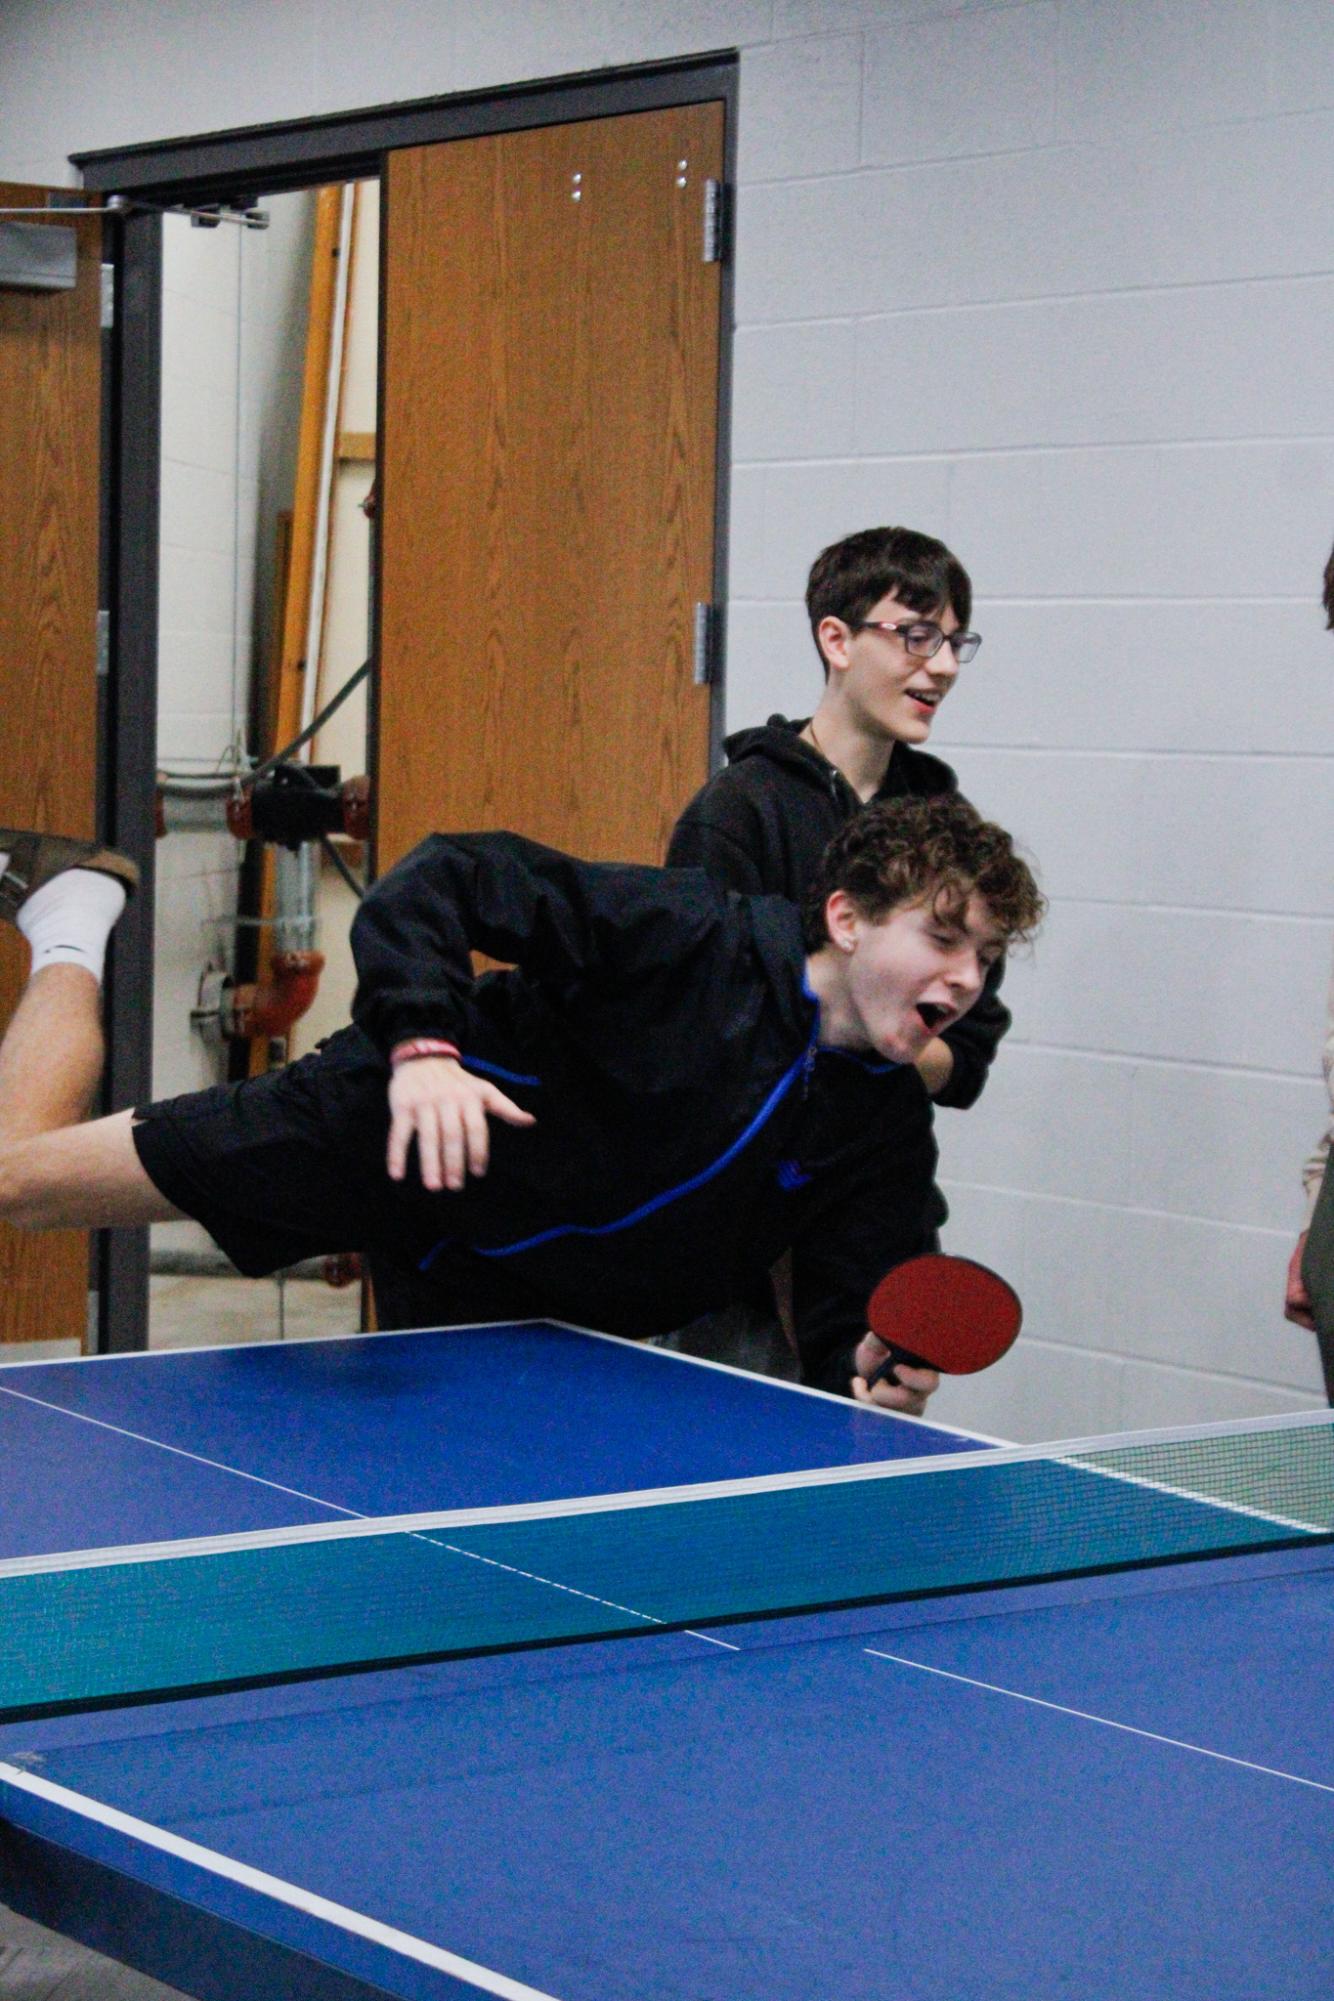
[386,1056,536,1191]
[850,1330,939,1416]
[1284,1231,1316,1331]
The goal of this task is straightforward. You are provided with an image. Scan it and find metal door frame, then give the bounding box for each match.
[76,52,738,1351]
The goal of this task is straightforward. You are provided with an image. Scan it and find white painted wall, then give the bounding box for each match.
[155,195,313,1109]
[1,0,1331,1435]
[153,194,313,1265]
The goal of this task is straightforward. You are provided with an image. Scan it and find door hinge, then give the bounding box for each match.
[0,220,77,293]
[96,608,110,677]
[100,262,115,329]
[702,179,727,264]
[693,602,720,686]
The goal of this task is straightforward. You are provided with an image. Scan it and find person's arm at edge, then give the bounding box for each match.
[1285,1146,1329,1332]
[1285,955,1334,1331]
[1280,968,1334,1328]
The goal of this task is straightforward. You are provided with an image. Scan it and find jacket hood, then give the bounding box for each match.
[723,715,826,782]
[722,714,958,801]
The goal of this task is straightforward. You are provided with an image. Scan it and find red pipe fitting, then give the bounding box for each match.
[226,950,325,1040]
[340,775,370,842]
[225,788,255,841]
[321,1252,362,1289]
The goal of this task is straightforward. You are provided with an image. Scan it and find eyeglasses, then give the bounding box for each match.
[854,620,982,665]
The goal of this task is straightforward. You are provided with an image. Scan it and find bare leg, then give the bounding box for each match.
[0,964,182,1231]
[0,964,106,1140]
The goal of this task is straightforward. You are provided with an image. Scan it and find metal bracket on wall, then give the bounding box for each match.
[693,602,720,686]
[702,178,726,264]
[0,219,77,292]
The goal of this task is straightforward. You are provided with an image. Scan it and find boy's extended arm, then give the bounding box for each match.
[351,830,719,1057]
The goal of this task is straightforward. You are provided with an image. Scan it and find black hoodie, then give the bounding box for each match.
[350,831,938,1390]
[667,717,1010,1108]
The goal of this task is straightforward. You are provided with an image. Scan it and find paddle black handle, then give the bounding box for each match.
[864,1342,932,1389]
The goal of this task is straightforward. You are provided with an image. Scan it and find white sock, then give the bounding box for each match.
[17,869,127,984]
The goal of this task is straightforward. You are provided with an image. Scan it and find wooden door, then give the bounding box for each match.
[378,102,723,870]
[0,186,103,1344]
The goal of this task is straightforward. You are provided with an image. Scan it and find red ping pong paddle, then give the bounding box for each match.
[863,1253,1021,1389]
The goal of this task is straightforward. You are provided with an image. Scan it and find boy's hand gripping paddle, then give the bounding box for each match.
[863,1253,1022,1389]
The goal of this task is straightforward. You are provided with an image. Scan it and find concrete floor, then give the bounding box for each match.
[0,1904,188,2001]
[147,1268,363,1348]
[0,1270,363,1370]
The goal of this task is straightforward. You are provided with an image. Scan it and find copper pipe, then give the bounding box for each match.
[225,950,325,1040]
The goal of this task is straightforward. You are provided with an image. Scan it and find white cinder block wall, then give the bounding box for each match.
[151,199,312,1260]
[155,212,256,1111]
[155,199,312,1108]
[0,0,1330,1435]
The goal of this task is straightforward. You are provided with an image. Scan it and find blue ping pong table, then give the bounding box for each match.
[1,1319,1331,2001]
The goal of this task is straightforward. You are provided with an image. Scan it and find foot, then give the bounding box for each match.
[0,830,139,928]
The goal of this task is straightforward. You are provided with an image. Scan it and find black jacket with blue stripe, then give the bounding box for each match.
[350,831,938,1393]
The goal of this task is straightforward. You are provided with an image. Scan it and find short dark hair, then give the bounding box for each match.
[802,794,1044,952]
[1323,537,1334,631]
[805,527,973,673]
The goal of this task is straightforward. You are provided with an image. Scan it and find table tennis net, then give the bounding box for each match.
[3,1409,1332,1724]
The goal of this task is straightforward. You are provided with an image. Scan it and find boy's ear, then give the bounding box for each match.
[824,889,859,953]
[817,615,854,677]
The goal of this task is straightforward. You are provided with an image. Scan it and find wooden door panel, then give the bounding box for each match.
[0,185,102,1344]
[379,102,722,870]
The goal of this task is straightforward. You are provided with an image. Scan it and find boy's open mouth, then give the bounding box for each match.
[916,1002,950,1031]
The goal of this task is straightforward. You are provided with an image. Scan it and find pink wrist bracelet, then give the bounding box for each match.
[389,1038,461,1069]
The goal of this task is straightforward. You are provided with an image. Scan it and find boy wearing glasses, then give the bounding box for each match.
[665,527,1008,1383]
[670,526,1003,1106]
